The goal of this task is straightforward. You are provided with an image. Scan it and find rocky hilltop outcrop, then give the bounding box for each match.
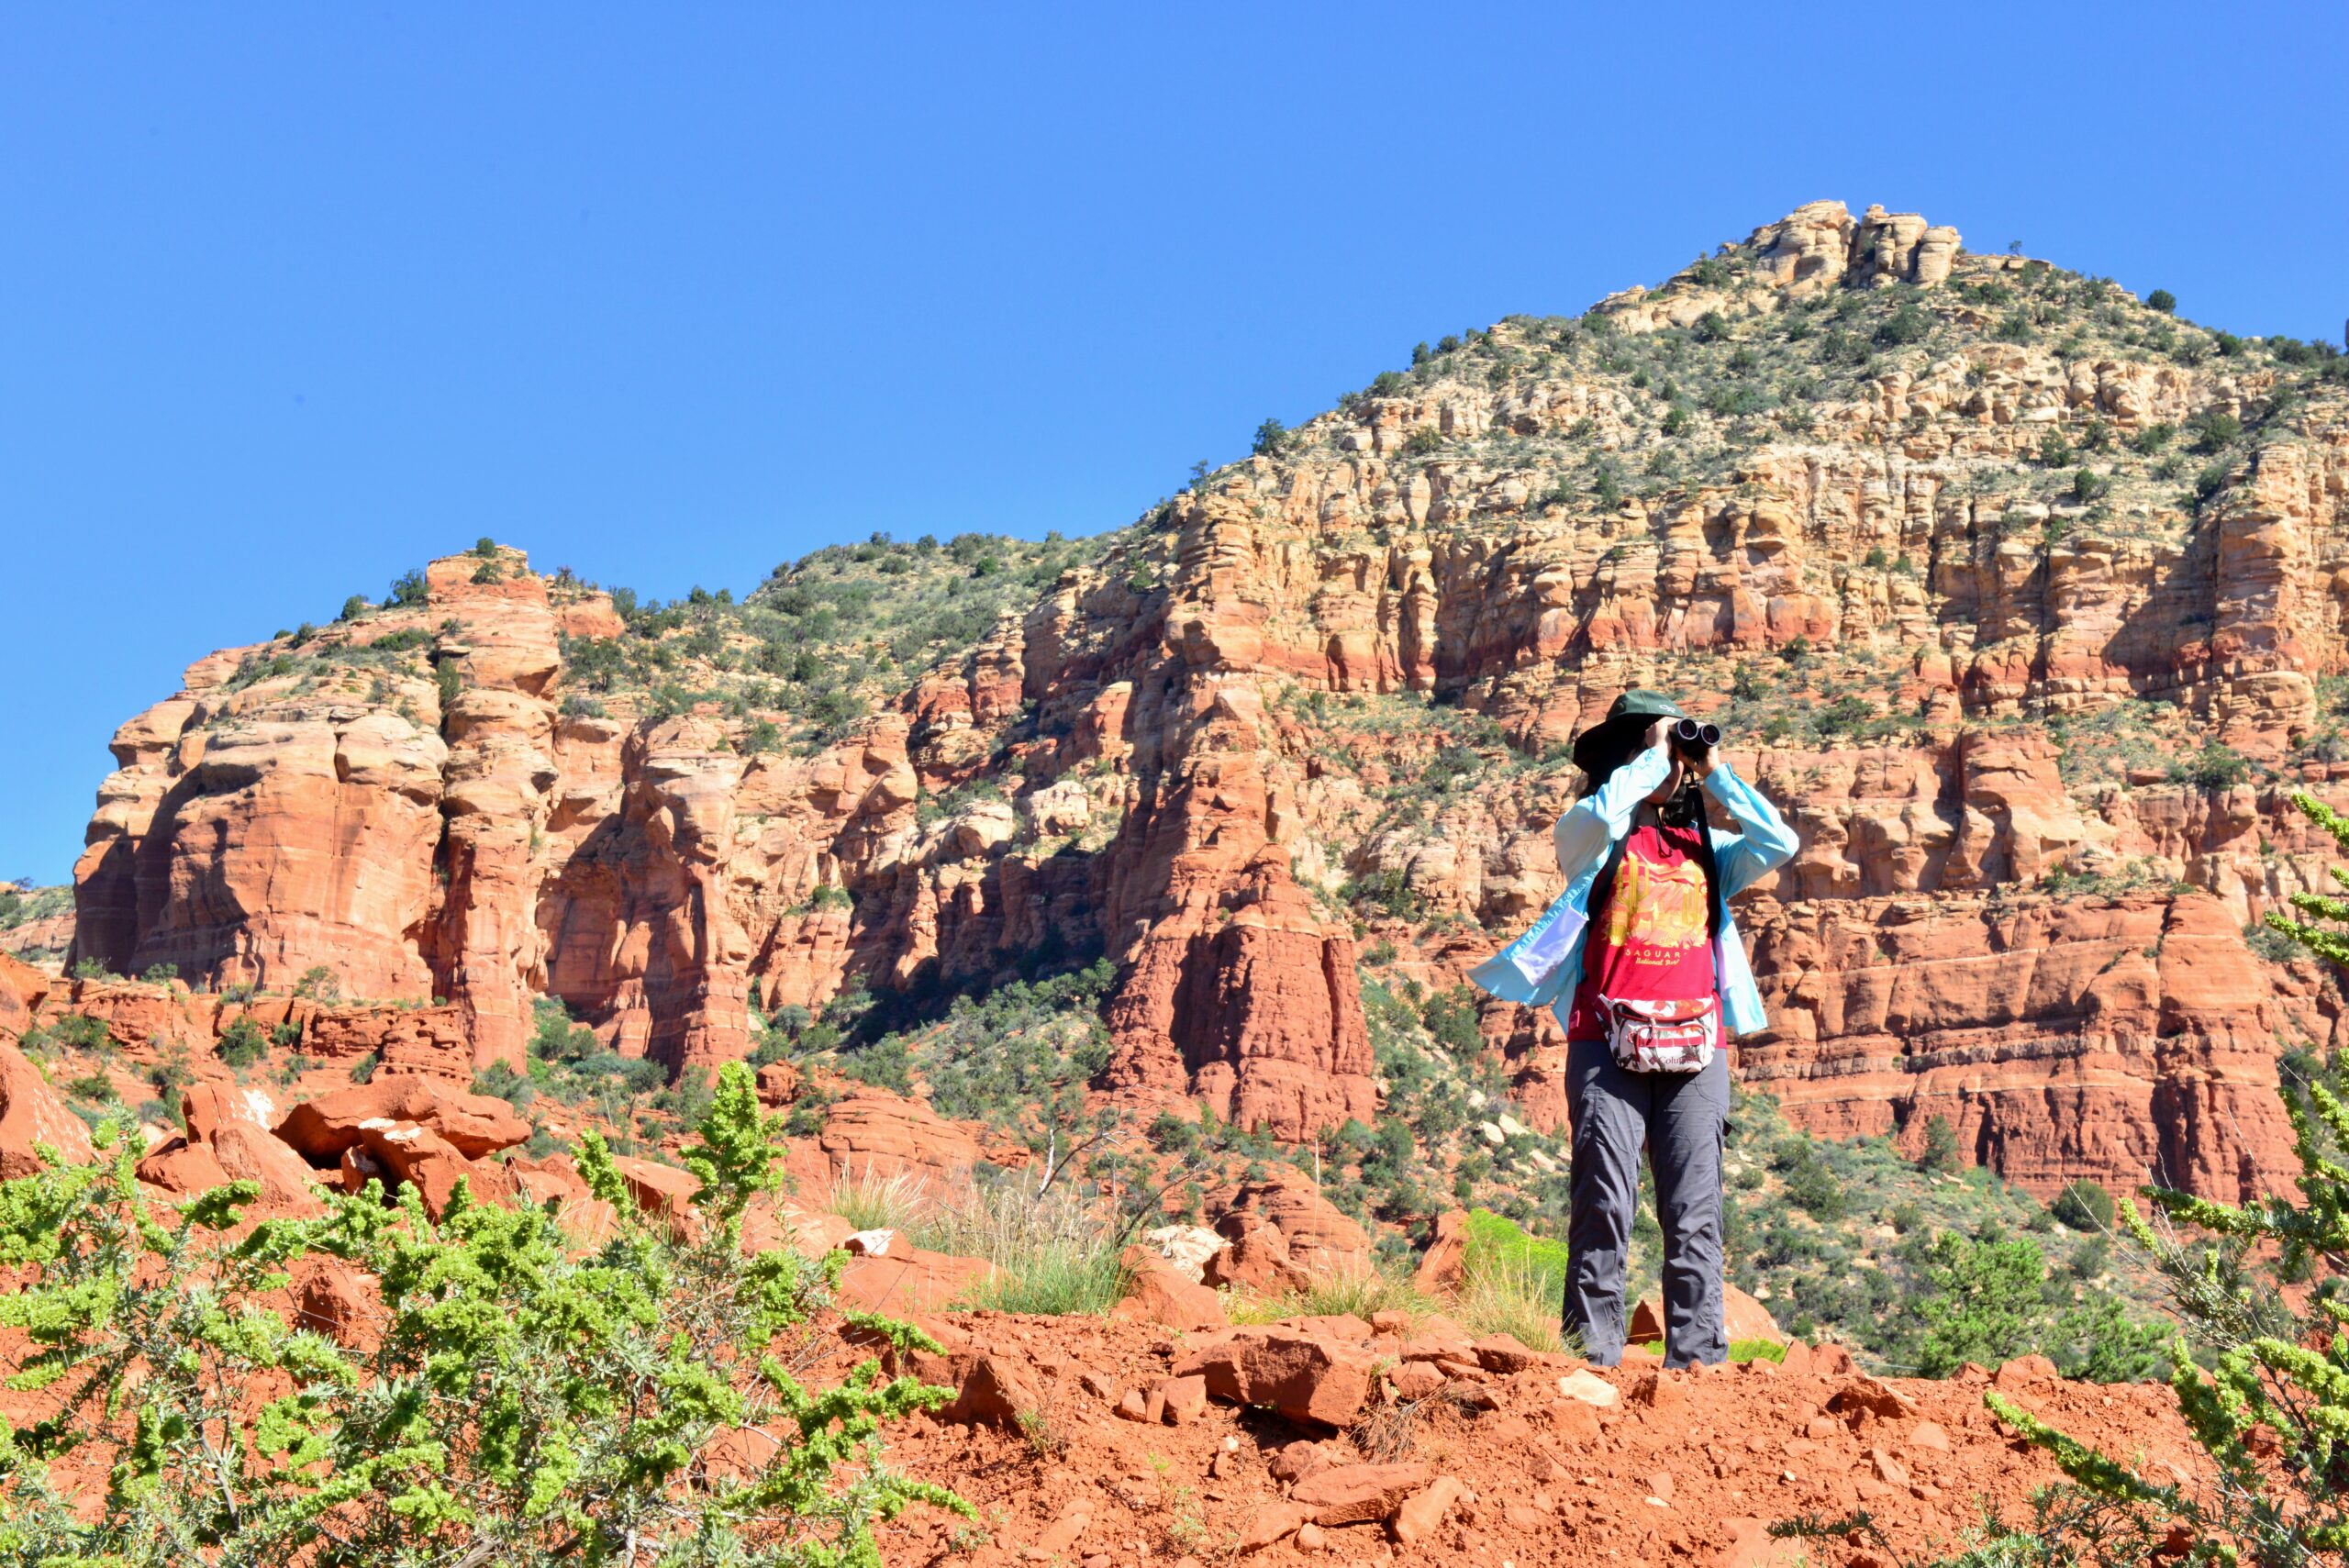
[64,200,2349,1203]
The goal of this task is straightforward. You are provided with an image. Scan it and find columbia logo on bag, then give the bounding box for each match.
[1603,995,1719,1073]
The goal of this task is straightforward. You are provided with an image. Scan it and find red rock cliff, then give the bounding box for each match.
[68,202,2349,1202]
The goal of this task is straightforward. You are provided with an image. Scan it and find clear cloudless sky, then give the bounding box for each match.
[3,1,2343,882]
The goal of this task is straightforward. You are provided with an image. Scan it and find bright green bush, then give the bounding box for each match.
[217,1015,269,1069]
[0,1062,967,1564]
[1462,1207,1570,1304]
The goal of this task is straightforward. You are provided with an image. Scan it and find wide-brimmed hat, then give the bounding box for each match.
[1570,688,1687,775]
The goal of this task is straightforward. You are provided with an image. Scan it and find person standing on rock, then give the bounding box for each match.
[1470,689,1797,1368]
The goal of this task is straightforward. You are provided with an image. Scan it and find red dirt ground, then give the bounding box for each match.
[819,1311,2208,1568]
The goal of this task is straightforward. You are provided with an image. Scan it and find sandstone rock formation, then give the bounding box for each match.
[138,1083,323,1213]
[62,200,2349,1207]
[273,1077,532,1166]
[0,1040,94,1177]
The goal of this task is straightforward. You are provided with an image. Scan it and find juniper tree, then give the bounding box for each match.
[0,1059,965,1566]
[1969,790,2349,1562]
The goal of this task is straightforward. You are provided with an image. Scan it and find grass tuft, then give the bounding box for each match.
[827,1162,931,1233]
[914,1174,1130,1316]
[1453,1247,1569,1354]
[1224,1262,1434,1327]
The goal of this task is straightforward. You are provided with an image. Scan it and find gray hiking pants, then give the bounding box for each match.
[1562,1039,1730,1369]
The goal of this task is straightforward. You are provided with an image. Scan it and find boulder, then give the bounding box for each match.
[1411,1209,1468,1296]
[343,1119,518,1218]
[1389,1475,1466,1545]
[1236,1502,1312,1554]
[753,1060,801,1106]
[1174,1328,1374,1429]
[0,1040,95,1177]
[1557,1369,1619,1407]
[1268,1440,1334,1483]
[817,1090,980,1190]
[1202,1215,1308,1294]
[934,1353,1044,1428]
[1200,1164,1370,1276]
[1287,1462,1430,1527]
[293,1259,378,1346]
[1627,1282,1784,1347]
[137,1084,322,1213]
[0,953,50,1040]
[1473,1332,1548,1373]
[1135,1222,1223,1282]
[274,1078,529,1165]
[835,1245,995,1315]
[507,1152,620,1242]
[1114,1265,1228,1332]
[609,1154,700,1229]
[1832,1373,1921,1421]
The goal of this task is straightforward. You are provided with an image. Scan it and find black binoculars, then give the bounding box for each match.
[1670,717,1721,755]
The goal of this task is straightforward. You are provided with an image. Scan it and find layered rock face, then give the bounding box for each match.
[67,200,2349,1202]
[71,547,573,1066]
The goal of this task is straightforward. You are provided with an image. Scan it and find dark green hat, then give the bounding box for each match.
[1571,688,1687,775]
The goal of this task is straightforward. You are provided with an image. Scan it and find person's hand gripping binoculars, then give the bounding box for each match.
[1644,716,1722,778]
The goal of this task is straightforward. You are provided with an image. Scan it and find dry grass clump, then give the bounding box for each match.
[1452,1248,1569,1353]
[913,1172,1130,1316]
[828,1162,931,1233]
[1223,1261,1434,1326]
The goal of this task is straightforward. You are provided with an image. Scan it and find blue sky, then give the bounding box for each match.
[3,2,2343,882]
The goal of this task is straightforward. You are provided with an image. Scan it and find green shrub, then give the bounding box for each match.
[294,964,341,1002]
[472,1059,535,1112]
[1875,300,1930,346]
[44,1013,113,1057]
[2051,1179,2115,1231]
[1777,1146,1846,1219]
[1252,417,1291,457]
[1916,1114,1962,1173]
[2145,288,2176,314]
[1341,866,1425,923]
[1400,427,1443,457]
[387,568,429,608]
[2170,740,2249,790]
[1461,1207,1570,1303]
[63,1072,117,1104]
[2191,408,2242,451]
[1972,789,2349,1557]
[0,1064,966,1562]
[1419,987,1483,1061]
[1911,1230,2165,1380]
[217,1016,268,1069]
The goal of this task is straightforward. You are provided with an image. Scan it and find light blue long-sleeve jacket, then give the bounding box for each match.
[1468,745,1798,1038]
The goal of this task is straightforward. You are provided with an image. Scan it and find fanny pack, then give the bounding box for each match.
[1601,994,1719,1073]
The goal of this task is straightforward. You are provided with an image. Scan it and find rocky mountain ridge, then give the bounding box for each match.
[56,198,2349,1207]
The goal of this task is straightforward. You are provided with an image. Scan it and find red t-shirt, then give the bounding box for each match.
[1568,822,1718,1040]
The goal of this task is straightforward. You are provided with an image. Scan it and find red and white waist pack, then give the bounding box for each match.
[1601,995,1719,1073]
